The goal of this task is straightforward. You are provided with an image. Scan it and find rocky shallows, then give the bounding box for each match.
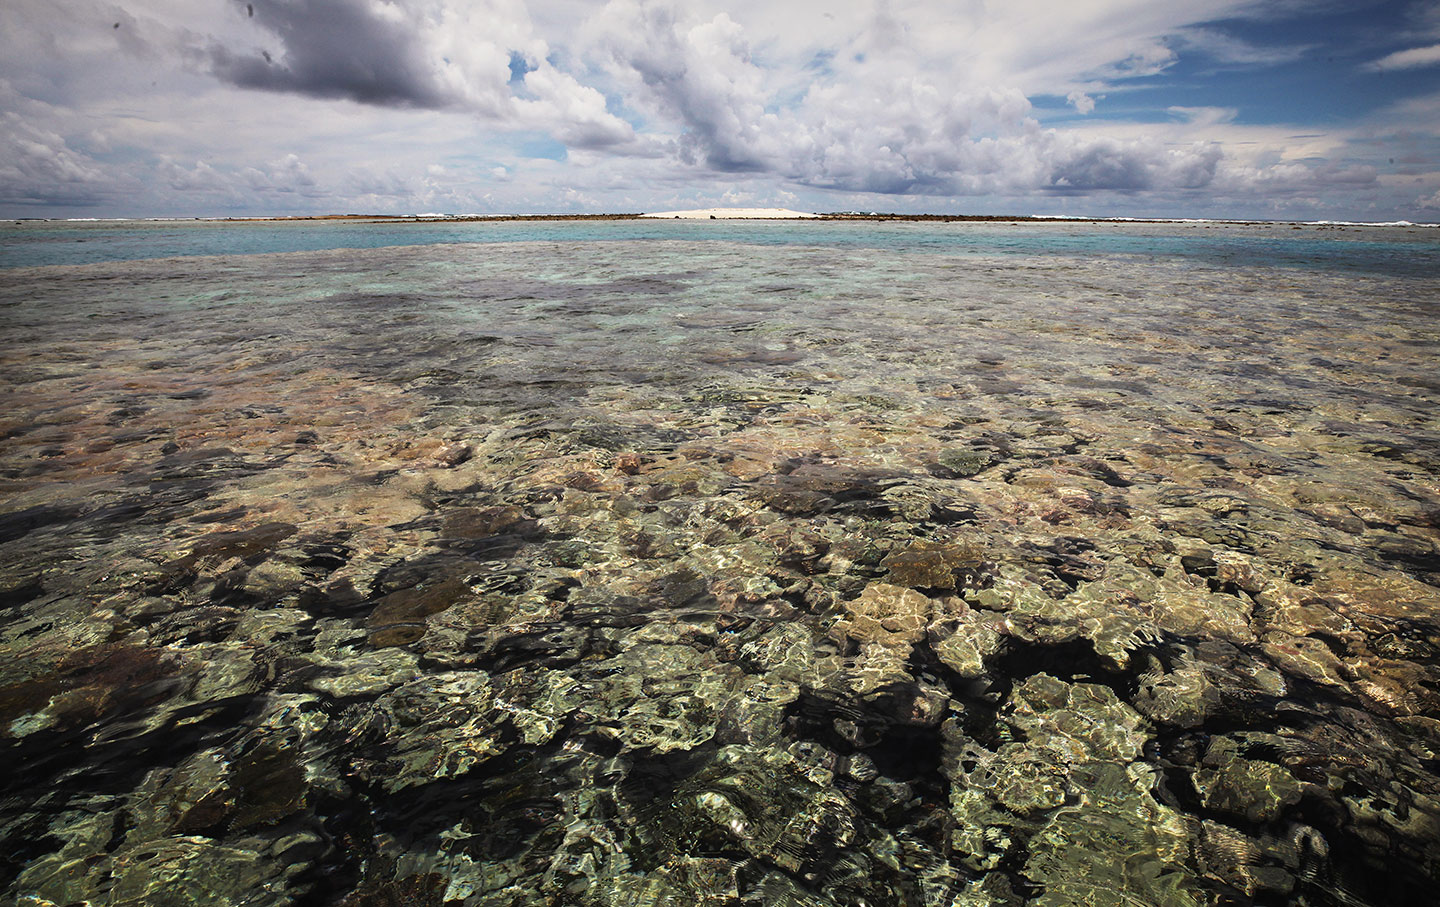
[1,233,1439,906]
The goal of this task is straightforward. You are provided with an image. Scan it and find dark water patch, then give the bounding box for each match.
[1017,537,1106,593]
[1374,543,1440,586]
[0,688,269,882]
[191,505,250,524]
[140,446,268,485]
[0,504,85,544]
[994,637,1143,699]
[297,538,351,579]
[294,578,369,620]
[752,463,909,519]
[592,275,691,296]
[1061,375,1154,395]
[361,726,567,853]
[0,574,43,610]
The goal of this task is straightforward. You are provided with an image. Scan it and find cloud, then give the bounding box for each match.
[1067,91,1096,114]
[1043,136,1222,192]
[0,86,123,207]
[592,2,795,171]
[1365,43,1440,71]
[199,1,637,149]
[0,0,1432,219]
[1167,106,1238,126]
[205,0,471,108]
[1214,161,1377,195]
[345,166,414,197]
[241,153,325,196]
[160,157,231,192]
[1175,27,1312,67]
[587,1,1230,196]
[514,63,638,148]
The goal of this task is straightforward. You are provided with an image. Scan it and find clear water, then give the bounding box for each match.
[1,224,1437,906]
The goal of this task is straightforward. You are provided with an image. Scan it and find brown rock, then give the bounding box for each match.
[881,539,984,590]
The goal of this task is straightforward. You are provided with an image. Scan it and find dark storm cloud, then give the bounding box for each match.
[207,0,456,108]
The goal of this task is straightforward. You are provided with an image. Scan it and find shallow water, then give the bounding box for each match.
[3,217,1439,277]
[1,226,1438,906]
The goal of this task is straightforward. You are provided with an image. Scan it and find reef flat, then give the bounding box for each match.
[1,229,1438,906]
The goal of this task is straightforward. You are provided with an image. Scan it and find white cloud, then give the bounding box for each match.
[241,154,323,196]
[1214,161,1377,195]
[0,84,125,208]
[160,157,229,192]
[1167,106,1238,126]
[1176,27,1311,67]
[583,1,1237,196]
[514,63,637,149]
[0,0,1433,219]
[1067,91,1096,114]
[1366,43,1440,71]
[0,116,110,205]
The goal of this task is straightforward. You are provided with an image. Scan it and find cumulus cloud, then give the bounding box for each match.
[241,153,325,196]
[0,0,1428,218]
[1214,161,1377,195]
[198,0,637,148]
[1066,91,1096,114]
[514,63,637,148]
[0,85,123,208]
[586,0,1229,196]
[160,157,231,192]
[1042,135,1222,192]
[345,166,415,197]
[593,2,796,171]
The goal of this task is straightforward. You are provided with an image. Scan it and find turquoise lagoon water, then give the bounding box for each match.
[1,220,1439,906]
[3,216,1439,275]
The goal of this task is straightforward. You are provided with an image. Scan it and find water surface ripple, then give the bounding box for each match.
[1,228,1438,906]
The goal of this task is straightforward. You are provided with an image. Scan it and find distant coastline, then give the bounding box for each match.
[199,212,1432,226]
[208,213,1434,228]
[217,211,1201,224]
[12,212,1435,228]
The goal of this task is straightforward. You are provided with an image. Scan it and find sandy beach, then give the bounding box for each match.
[640,207,820,219]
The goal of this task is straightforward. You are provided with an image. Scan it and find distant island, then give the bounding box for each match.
[17,210,1428,227]
[221,209,1175,224]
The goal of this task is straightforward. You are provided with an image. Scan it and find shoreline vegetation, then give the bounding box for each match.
[196,211,1438,227]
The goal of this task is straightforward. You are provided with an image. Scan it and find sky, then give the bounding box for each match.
[4,0,1440,220]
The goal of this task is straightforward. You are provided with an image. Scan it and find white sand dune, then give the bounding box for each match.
[640,207,820,219]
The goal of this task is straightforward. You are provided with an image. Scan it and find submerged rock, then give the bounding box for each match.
[935,448,995,477]
[1192,737,1305,824]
